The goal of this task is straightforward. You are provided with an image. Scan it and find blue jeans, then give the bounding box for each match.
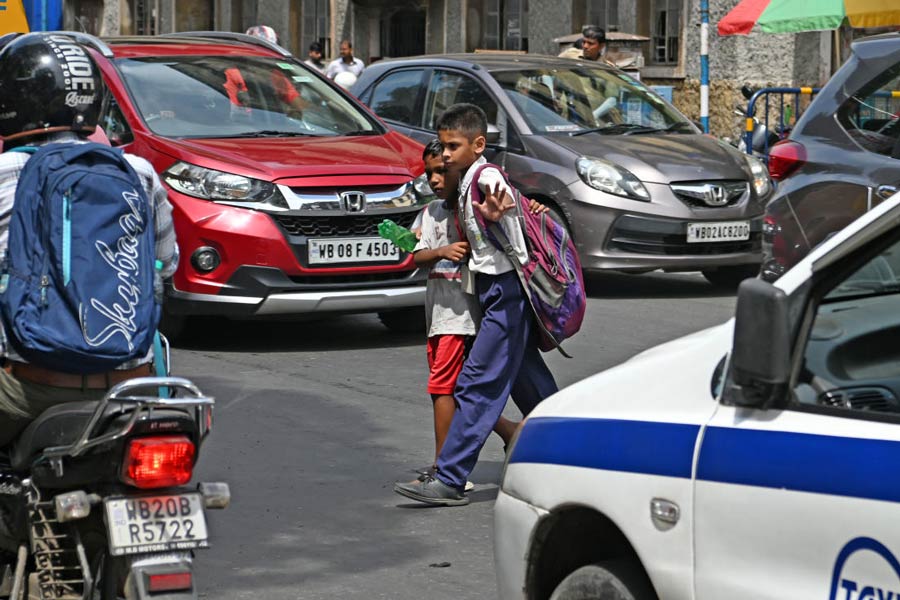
[435,271,558,490]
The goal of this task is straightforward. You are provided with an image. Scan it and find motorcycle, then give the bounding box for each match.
[734,84,782,157]
[0,374,228,599]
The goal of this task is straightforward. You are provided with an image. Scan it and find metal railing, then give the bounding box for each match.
[743,86,820,160]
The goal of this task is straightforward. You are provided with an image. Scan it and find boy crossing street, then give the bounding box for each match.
[395,104,558,506]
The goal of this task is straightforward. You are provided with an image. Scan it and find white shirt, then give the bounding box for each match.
[414,200,480,337]
[325,57,365,79]
[457,157,529,276]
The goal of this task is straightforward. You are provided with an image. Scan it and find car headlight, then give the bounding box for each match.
[163,162,287,208]
[412,173,436,203]
[576,156,650,201]
[745,155,772,198]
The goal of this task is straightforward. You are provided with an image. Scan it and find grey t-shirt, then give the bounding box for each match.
[414,200,481,337]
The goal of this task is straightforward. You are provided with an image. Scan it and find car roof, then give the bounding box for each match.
[102,35,284,59]
[851,31,900,60]
[368,53,615,73]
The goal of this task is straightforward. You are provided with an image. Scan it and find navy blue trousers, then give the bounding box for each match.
[435,271,558,490]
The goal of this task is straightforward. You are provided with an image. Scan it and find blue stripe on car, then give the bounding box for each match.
[509,417,699,479]
[697,426,900,503]
[510,417,900,503]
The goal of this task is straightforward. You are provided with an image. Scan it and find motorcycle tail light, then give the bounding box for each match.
[147,572,192,593]
[767,140,806,181]
[122,436,195,489]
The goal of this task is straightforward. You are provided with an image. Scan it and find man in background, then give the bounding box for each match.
[559,26,615,67]
[325,40,365,80]
[305,42,325,72]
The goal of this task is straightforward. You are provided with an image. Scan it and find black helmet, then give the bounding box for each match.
[0,32,102,141]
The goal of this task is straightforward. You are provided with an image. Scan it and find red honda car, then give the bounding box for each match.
[80,32,428,337]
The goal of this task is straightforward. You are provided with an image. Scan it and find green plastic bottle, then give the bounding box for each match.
[378,219,418,252]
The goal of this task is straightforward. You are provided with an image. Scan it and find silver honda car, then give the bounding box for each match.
[353,54,772,286]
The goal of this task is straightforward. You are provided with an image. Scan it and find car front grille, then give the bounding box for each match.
[274,212,419,237]
[670,180,749,209]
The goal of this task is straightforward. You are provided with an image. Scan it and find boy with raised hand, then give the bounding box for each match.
[395,104,558,506]
[410,139,518,490]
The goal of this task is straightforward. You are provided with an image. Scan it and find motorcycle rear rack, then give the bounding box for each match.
[40,377,215,464]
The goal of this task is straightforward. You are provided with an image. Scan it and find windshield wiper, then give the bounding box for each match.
[664,121,697,133]
[341,129,380,136]
[228,130,318,138]
[570,123,662,137]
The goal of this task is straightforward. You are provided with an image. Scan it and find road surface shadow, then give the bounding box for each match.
[189,368,506,599]
[585,270,740,300]
[172,313,422,353]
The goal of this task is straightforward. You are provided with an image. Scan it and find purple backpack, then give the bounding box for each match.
[470,164,586,357]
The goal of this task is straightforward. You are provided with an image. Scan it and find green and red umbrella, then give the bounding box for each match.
[718,0,900,36]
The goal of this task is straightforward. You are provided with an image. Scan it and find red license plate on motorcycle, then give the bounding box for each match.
[104,493,209,556]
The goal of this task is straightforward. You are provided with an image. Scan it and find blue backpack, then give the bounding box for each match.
[0,143,160,374]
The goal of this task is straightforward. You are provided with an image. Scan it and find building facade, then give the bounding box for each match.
[64,0,866,136]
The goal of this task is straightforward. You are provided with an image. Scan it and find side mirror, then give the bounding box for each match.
[486,124,502,145]
[723,278,791,408]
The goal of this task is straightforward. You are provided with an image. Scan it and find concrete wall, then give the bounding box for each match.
[527,0,572,56]
[654,0,831,139]
[445,0,464,53]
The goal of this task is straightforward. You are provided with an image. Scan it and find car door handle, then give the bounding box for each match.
[876,185,898,200]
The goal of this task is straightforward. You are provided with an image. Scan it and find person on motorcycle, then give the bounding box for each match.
[0,32,179,447]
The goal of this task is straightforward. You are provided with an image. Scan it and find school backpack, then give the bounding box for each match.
[469,163,586,357]
[0,142,160,374]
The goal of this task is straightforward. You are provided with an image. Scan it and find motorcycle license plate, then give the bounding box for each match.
[104,493,209,556]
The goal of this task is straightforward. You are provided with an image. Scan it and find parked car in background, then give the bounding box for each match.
[762,32,900,281]
[353,54,773,287]
[496,192,900,600]
[79,32,430,337]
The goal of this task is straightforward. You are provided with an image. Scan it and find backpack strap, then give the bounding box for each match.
[7,146,37,155]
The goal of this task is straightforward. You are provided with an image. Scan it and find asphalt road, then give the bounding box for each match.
[178,271,739,600]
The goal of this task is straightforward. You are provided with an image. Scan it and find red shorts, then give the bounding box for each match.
[426,334,469,395]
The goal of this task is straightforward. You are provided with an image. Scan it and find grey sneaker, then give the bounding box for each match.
[415,471,473,491]
[394,475,469,506]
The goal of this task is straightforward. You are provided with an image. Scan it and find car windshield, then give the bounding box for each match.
[491,66,694,135]
[115,55,379,138]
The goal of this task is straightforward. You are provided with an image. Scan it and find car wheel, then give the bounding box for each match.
[702,264,760,288]
[378,307,425,333]
[549,561,656,600]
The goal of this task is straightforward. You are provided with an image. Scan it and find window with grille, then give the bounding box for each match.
[586,0,618,32]
[302,0,330,60]
[652,0,680,65]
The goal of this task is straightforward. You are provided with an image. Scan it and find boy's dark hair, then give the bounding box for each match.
[435,103,487,140]
[422,138,442,161]
[309,42,322,53]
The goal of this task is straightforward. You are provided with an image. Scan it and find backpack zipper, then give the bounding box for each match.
[62,190,72,285]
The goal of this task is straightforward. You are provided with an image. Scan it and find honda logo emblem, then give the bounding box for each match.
[340,191,366,213]
[704,184,728,207]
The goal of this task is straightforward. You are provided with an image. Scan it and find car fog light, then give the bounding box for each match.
[191,247,221,273]
[55,491,92,522]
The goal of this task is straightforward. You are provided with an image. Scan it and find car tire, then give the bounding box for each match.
[549,561,656,600]
[378,307,426,333]
[702,264,760,288]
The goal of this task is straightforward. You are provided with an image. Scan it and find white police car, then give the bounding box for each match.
[495,192,900,600]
